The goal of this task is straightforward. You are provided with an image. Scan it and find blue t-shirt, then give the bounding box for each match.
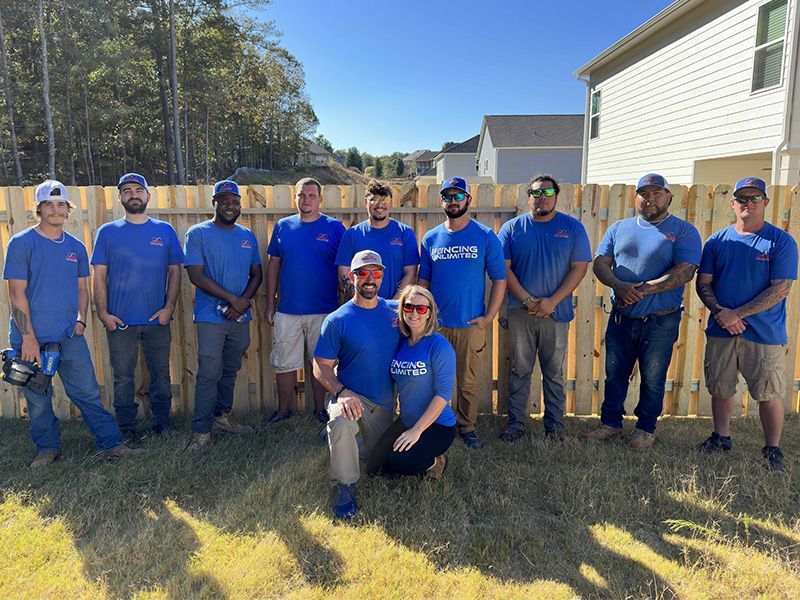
[314,298,400,410]
[91,218,184,326]
[335,219,419,299]
[184,220,261,324]
[391,333,456,428]
[699,223,798,345]
[595,215,702,318]
[3,228,90,345]
[267,214,345,314]
[419,219,506,328]
[498,212,592,322]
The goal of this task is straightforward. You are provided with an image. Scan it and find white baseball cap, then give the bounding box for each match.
[350,249,383,271]
[35,180,68,203]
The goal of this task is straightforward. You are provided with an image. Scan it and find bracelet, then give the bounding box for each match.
[522,296,534,306]
[77,320,87,327]
[334,385,346,399]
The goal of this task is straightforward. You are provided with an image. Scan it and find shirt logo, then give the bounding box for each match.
[430,245,479,260]
[65,251,78,263]
[661,232,677,242]
[316,233,330,242]
[390,237,403,246]
[554,229,569,239]
[241,239,252,249]
[756,252,771,261]
[392,316,400,328]
[150,236,164,246]
[390,359,428,376]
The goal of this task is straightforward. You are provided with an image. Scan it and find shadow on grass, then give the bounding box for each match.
[0,412,797,597]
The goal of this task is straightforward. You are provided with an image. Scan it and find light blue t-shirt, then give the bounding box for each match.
[700,222,798,345]
[595,215,702,318]
[498,212,592,322]
[314,298,400,411]
[391,333,456,428]
[419,219,506,328]
[335,219,419,299]
[267,214,345,314]
[3,228,90,345]
[91,218,184,325]
[184,220,261,323]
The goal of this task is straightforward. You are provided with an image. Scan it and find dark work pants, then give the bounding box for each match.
[369,418,456,476]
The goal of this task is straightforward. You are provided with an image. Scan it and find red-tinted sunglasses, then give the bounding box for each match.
[402,303,430,315]
[354,269,383,280]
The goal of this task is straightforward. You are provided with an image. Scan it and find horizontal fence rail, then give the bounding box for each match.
[0,182,798,423]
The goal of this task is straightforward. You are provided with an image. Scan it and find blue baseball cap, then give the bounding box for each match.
[636,173,670,193]
[734,177,767,195]
[117,173,148,190]
[440,177,469,195]
[213,180,241,198]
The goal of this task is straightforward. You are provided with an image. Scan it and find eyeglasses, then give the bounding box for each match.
[528,188,556,198]
[402,303,430,315]
[353,269,383,280]
[733,195,766,204]
[367,196,390,205]
[441,192,467,203]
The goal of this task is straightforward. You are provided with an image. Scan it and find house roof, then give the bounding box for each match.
[305,141,334,156]
[574,0,697,77]
[403,149,430,162]
[481,115,584,149]
[440,135,480,155]
[416,150,438,162]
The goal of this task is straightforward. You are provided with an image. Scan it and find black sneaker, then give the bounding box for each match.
[264,410,292,425]
[152,423,179,437]
[544,429,565,442]
[695,432,732,453]
[121,429,136,446]
[460,431,485,449]
[762,446,786,473]
[314,410,329,424]
[499,427,525,444]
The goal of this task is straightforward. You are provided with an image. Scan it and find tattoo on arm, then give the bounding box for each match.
[640,262,697,295]
[736,279,793,319]
[339,275,354,303]
[695,281,721,314]
[11,304,30,336]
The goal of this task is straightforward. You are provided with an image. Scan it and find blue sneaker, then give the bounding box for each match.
[333,484,358,519]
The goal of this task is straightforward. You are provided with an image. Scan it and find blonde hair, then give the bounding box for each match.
[397,285,438,339]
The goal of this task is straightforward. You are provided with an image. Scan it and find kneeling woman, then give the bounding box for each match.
[372,285,456,480]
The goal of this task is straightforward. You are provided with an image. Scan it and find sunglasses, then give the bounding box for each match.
[367,196,390,205]
[402,303,430,315]
[528,188,557,198]
[733,195,766,204]
[441,192,467,202]
[353,269,383,280]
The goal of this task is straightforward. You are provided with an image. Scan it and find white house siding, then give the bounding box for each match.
[477,130,497,181]
[495,148,583,185]
[585,0,796,185]
[436,153,479,183]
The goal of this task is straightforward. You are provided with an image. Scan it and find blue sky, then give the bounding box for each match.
[249,0,674,155]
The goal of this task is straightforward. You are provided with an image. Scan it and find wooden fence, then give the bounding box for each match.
[0,182,799,422]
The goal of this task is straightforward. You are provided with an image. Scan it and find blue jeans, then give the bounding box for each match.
[21,335,122,452]
[106,324,172,432]
[601,309,681,433]
[193,321,250,434]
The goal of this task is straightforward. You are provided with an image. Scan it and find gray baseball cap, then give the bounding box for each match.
[350,250,383,271]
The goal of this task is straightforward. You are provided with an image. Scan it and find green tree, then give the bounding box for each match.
[394,156,404,177]
[314,134,333,153]
[374,157,383,178]
[345,146,362,171]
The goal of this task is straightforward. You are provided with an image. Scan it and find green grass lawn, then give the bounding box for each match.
[0,413,798,599]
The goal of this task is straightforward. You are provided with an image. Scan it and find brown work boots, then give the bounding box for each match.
[212,411,254,435]
[585,424,622,442]
[424,454,448,481]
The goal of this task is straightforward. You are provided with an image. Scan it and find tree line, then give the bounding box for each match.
[0,0,318,187]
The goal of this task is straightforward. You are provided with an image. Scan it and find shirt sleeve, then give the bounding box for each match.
[335,227,354,267]
[571,221,592,263]
[402,225,420,267]
[167,225,185,265]
[770,230,799,281]
[418,235,432,281]
[90,227,107,266]
[485,230,506,281]
[430,336,456,403]
[595,222,616,259]
[266,221,281,258]
[314,315,341,360]
[698,235,716,275]
[673,222,703,265]
[183,227,204,267]
[249,232,262,266]
[497,220,512,261]
[3,236,28,280]
[77,242,90,277]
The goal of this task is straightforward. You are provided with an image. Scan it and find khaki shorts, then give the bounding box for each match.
[270,312,327,373]
[704,336,787,402]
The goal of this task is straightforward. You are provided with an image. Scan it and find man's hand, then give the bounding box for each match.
[337,390,363,421]
[21,336,41,365]
[149,304,175,326]
[221,304,243,321]
[467,315,492,329]
[264,301,277,326]
[714,307,741,329]
[723,320,747,336]
[613,282,644,307]
[532,297,556,318]
[524,297,541,314]
[229,296,251,315]
[393,427,422,452]
[72,321,86,337]
[99,312,125,332]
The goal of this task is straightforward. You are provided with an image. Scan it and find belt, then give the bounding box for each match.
[613,306,681,322]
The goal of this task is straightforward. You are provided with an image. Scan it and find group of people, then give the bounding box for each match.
[3,169,796,519]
